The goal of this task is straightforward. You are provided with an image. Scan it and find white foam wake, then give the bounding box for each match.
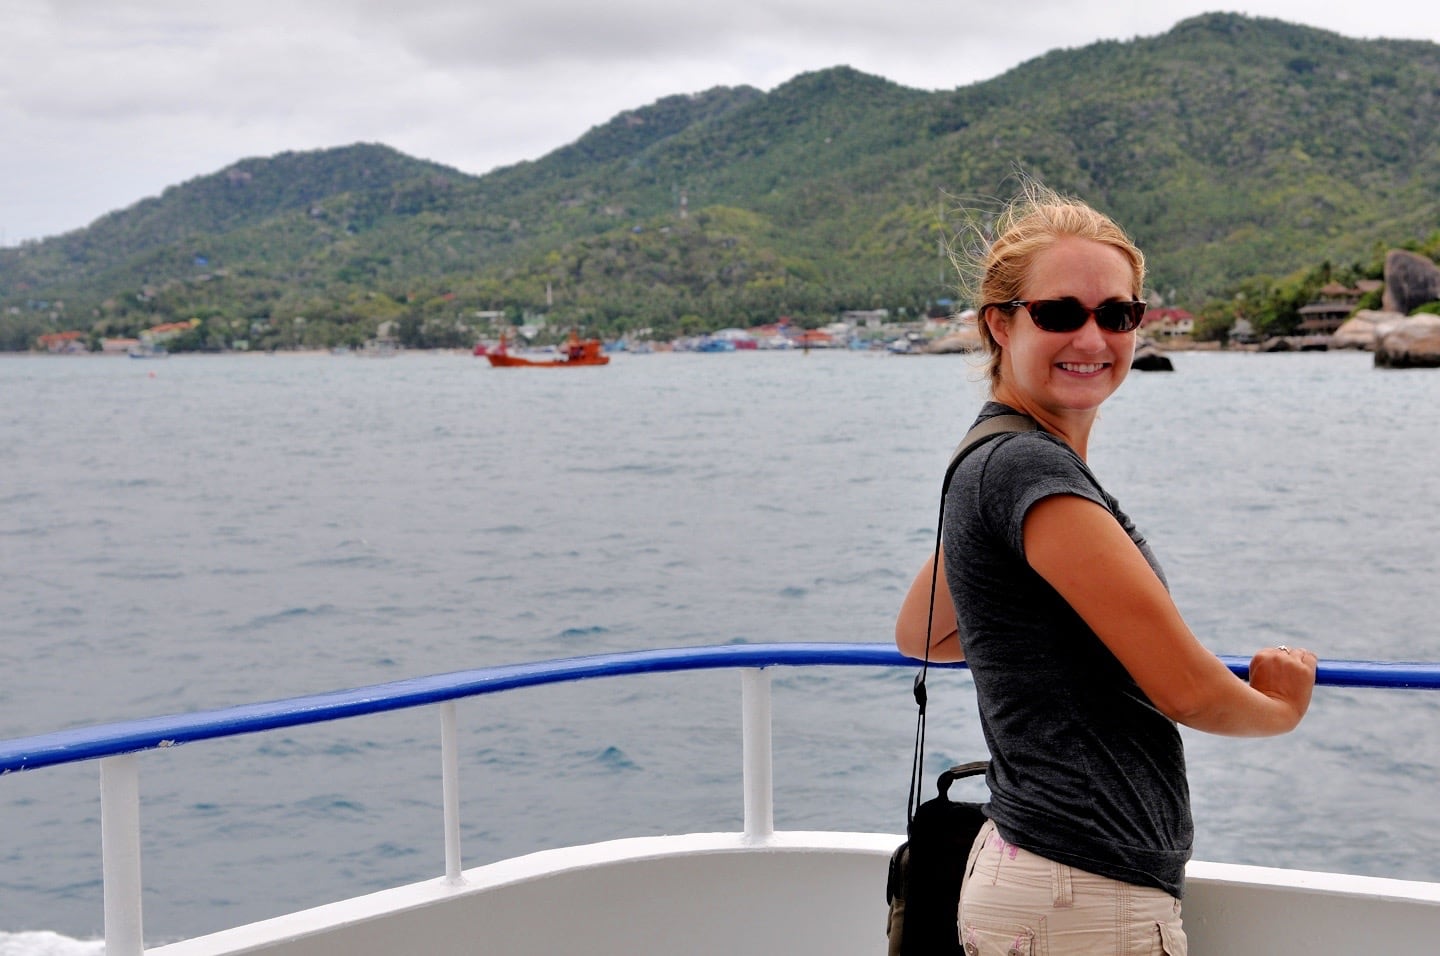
[0,932,105,956]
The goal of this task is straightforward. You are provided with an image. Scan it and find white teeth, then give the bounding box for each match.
[1060,363,1106,373]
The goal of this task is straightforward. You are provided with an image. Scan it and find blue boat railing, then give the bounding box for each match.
[3,642,1439,956]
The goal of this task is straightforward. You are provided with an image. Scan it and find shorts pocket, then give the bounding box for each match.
[1155,918,1187,955]
[959,917,1036,956]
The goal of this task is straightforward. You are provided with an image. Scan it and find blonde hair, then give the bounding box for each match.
[951,181,1146,388]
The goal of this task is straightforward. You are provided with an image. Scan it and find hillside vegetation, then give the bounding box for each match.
[4,12,1440,350]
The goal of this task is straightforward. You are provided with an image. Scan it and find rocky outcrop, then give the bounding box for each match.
[923,326,983,353]
[1375,314,1440,368]
[1131,344,1173,371]
[1332,309,1406,350]
[1382,250,1440,315]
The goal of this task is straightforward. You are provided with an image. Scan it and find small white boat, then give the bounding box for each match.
[4,644,1439,955]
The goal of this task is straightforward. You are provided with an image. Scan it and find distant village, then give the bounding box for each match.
[24,256,1440,368]
[35,318,200,357]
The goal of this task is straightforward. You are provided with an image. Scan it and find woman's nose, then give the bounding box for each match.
[1071,316,1108,349]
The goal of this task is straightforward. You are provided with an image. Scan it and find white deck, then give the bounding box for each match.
[149,831,1440,956]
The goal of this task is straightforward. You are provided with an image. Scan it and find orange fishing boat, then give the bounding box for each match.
[486,331,610,368]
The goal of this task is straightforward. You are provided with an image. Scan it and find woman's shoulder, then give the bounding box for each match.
[968,403,1074,461]
[974,424,1073,471]
[969,426,1100,509]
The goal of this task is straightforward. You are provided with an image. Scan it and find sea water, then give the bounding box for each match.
[1,349,1438,948]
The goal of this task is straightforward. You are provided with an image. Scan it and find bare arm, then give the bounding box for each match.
[1023,494,1316,736]
[895,552,964,662]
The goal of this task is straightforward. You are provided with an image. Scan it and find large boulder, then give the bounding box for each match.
[1131,344,1173,371]
[1375,314,1440,369]
[1382,250,1440,315]
[1332,309,1407,350]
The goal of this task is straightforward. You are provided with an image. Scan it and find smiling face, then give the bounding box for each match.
[985,237,1138,426]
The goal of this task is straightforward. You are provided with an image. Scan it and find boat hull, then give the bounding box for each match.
[10,645,1440,955]
[486,353,609,367]
[147,832,1440,956]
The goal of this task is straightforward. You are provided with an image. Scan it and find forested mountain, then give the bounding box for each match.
[4,12,1440,350]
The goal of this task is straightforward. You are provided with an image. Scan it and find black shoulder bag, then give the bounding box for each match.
[885,413,1036,956]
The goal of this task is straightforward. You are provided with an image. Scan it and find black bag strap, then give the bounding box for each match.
[906,413,1036,826]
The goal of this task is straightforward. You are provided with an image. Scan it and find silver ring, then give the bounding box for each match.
[1277,645,1290,653]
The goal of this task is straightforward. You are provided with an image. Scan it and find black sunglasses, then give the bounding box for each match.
[986,298,1147,334]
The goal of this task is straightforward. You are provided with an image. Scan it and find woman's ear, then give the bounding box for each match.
[983,306,1012,349]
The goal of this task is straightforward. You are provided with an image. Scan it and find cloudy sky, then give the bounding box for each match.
[3,0,1438,244]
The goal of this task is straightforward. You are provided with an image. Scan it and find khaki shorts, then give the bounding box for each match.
[958,820,1187,956]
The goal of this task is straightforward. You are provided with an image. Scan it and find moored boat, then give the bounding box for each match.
[486,331,609,367]
[3,644,1439,955]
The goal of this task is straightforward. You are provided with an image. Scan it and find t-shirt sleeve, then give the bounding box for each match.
[976,433,1109,558]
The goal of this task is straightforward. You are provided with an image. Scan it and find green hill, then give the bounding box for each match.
[4,12,1440,350]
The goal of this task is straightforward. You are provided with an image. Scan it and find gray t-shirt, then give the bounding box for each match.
[943,403,1193,898]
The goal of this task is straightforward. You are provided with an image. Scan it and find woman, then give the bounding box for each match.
[895,185,1317,955]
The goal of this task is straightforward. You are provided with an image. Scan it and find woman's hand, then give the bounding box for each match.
[1247,646,1317,729]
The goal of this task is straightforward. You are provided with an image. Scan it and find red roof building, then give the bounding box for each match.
[1142,308,1195,337]
[37,330,86,353]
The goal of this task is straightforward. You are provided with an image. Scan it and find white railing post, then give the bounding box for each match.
[440,701,463,883]
[100,754,144,956]
[740,668,774,839]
